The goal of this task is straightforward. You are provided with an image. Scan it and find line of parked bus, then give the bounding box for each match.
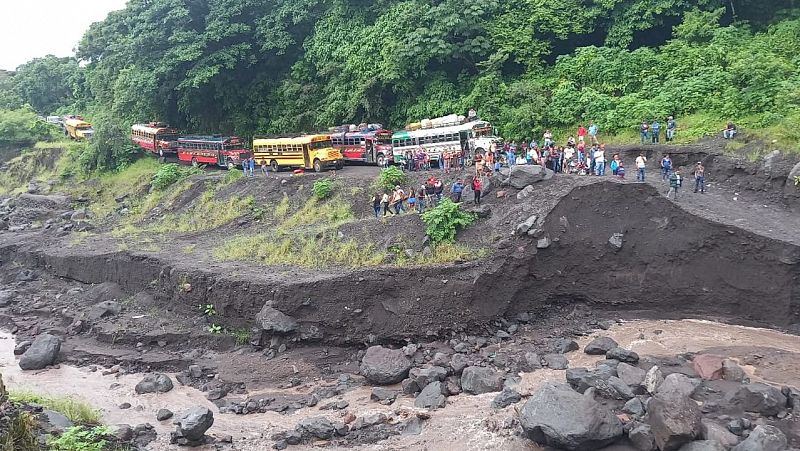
[129,115,501,172]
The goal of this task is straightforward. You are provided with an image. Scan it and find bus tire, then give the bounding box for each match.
[313,159,322,173]
[270,160,279,172]
[376,153,385,167]
[191,157,199,167]
[335,160,344,170]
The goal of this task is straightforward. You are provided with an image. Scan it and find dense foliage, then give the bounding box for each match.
[151,163,203,190]
[420,198,476,243]
[1,1,800,168]
[0,107,54,146]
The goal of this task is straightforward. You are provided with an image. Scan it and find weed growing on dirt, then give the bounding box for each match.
[420,198,477,243]
[312,179,334,200]
[199,304,216,317]
[278,196,352,231]
[0,411,38,451]
[222,168,244,185]
[273,194,290,219]
[208,324,223,334]
[794,175,800,186]
[213,233,385,267]
[145,190,255,234]
[182,244,196,254]
[151,163,203,190]
[230,328,252,346]
[10,392,101,424]
[373,166,407,191]
[47,425,110,451]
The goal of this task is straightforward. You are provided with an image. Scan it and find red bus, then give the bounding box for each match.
[329,125,393,167]
[131,122,179,157]
[177,135,251,169]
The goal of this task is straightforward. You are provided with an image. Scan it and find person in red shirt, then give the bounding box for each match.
[577,125,588,144]
[471,176,482,205]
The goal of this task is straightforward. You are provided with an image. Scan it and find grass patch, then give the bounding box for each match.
[84,158,161,219]
[9,391,101,425]
[274,194,290,219]
[278,196,353,232]
[183,244,197,254]
[214,233,386,267]
[229,328,252,346]
[0,410,38,451]
[147,190,254,234]
[48,425,110,451]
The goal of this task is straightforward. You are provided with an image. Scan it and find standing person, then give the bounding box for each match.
[371,193,382,218]
[666,116,677,142]
[451,179,464,203]
[667,170,682,199]
[610,154,620,176]
[588,144,597,175]
[577,125,587,144]
[381,192,391,216]
[617,161,626,179]
[640,121,650,145]
[693,162,705,193]
[506,146,516,168]
[588,121,599,144]
[660,154,672,181]
[242,159,248,176]
[472,176,482,205]
[651,119,661,144]
[635,153,647,182]
[594,145,606,176]
[407,188,417,213]
[417,185,427,213]
[433,178,444,203]
[543,130,553,148]
[425,179,436,206]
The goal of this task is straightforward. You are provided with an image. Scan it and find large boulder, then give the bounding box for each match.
[507,165,554,189]
[460,366,504,394]
[584,337,619,355]
[256,305,298,333]
[519,384,623,450]
[731,425,787,451]
[360,346,412,385]
[606,347,639,364]
[692,355,724,380]
[617,362,646,393]
[19,333,62,370]
[657,373,700,399]
[174,406,214,442]
[629,423,657,451]
[700,419,739,448]
[647,391,703,451]
[414,381,446,409]
[728,383,786,416]
[84,282,126,303]
[135,373,174,394]
[298,416,336,439]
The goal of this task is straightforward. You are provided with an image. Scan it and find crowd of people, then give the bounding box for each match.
[370,176,483,218]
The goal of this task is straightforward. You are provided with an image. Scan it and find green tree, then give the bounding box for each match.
[12,56,81,114]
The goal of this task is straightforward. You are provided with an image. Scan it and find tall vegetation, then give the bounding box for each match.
[1,1,800,168]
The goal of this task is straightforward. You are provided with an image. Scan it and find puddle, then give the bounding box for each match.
[2,319,799,450]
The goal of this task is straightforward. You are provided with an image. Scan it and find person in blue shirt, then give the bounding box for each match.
[588,121,599,145]
[651,120,661,144]
[660,154,673,181]
[666,116,677,142]
[451,179,464,203]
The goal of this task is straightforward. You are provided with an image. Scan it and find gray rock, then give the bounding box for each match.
[629,423,657,451]
[553,338,579,354]
[644,366,665,394]
[516,215,538,235]
[175,406,214,442]
[565,366,616,394]
[256,305,298,333]
[156,408,174,421]
[516,185,535,200]
[617,362,647,393]
[700,419,739,448]
[678,441,726,451]
[414,381,446,409]
[721,359,746,382]
[449,353,469,374]
[19,333,62,370]
[298,416,336,439]
[15,269,37,282]
[543,354,569,370]
[492,388,522,409]
[584,336,619,355]
[606,347,639,364]
[522,352,542,371]
[507,165,554,189]
[13,340,32,355]
[370,387,398,404]
[412,366,448,388]
[657,373,699,399]
[731,425,787,451]
[431,352,450,367]
[135,373,174,394]
[608,233,624,250]
[110,424,134,442]
[728,383,786,416]
[519,383,623,450]
[536,237,552,249]
[624,397,646,417]
[88,301,122,320]
[783,385,800,409]
[188,364,203,378]
[461,366,504,394]
[360,346,412,385]
[647,391,702,451]
[42,410,73,433]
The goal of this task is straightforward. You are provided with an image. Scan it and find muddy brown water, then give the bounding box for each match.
[4,319,800,450]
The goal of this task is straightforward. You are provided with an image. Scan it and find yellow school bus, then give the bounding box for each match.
[63,117,94,140]
[252,134,344,172]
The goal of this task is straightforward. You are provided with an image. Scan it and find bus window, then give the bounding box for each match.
[311,140,332,150]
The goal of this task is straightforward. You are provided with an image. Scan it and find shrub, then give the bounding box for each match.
[375,166,407,191]
[795,175,800,186]
[47,426,109,451]
[312,179,333,199]
[9,392,101,424]
[420,198,476,243]
[151,163,201,190]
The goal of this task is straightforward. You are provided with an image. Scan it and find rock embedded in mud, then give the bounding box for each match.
[41,410,74,434]
[542,354,569,370]
[360,345,412,385]
[553,338,579,354]
[157,408,174,421]
[110,424,135,442]
[414,381,446,409]
[731,425,787,451]
[721,360,746,382]
[461,366,504,395]
[370,387,398,405]
[584,336,619,355]
[449,353,469,374]
[515,214,538,234]
[519,383,623,450]
[256,305,299,334]
[728,383,786,416]
[173,406,214,444]
[18,333,62,370]
[647,391,702,451]
[608,233,624,250]
[522,352,542,371]
[617,363,646,393]
[606,347,639,364]
[135,373,175,394]
[88,300,122,320]
[492,388,522,409]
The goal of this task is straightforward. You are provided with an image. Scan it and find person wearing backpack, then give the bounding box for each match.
[666,170,682,200]
[660,154,673,181]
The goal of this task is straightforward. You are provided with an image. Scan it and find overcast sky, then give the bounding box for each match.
[0,0,129,71]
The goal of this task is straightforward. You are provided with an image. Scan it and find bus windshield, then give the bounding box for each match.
[223,143,244,151]
[310,140,332,150]
[158,134,179,142]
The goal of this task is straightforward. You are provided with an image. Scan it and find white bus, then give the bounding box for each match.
[391,120,499,165]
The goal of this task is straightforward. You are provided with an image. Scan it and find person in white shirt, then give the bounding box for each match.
[635,153,647,182]
[594,147,606,176]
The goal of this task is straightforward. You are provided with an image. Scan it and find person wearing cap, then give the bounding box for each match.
[667,169,682,200]
[666,116,677,142]
[694,162,705,193]
[451,178,464,203]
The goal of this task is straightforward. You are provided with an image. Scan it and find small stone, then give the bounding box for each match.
[584,337,619,355]
[156,409,173,421]
[542,354,568,370]
[119,402,132,410]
